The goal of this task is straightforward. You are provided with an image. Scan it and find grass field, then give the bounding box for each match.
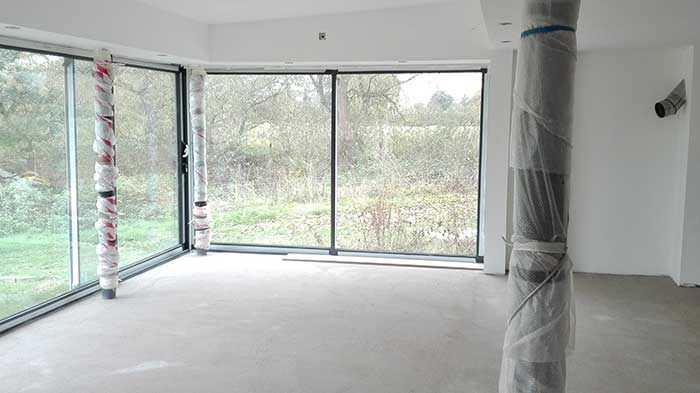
[0,217,178,319]
[1,188,476,320]
[211,187,477,254]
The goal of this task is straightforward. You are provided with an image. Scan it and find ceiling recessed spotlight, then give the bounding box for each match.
[4,25,21,30]
[500,40,512,44]
[499,22,513,26]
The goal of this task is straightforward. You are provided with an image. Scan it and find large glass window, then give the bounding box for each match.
[112,66,180,265]
[206,74,331,248]
[206,71,483,257]
[0,45,183,323]
[336,73,482,256]
[75,63,180,283]
[1,62,482,323]
[0,49,70,318]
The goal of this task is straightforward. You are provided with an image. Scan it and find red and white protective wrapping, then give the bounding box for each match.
[189,67,211,252]
[93,49,119,290]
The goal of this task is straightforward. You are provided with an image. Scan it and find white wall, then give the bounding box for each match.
[209,1,490,65]
[0,0,209,62]
[668,47,694,284]
[567,47,691,277]
[0,0,490,66]
[482,50,514,274]
[678,45,700,285]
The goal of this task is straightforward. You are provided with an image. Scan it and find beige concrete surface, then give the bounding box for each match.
[0,252,698,393]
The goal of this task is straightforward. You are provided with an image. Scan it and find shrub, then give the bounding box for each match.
[0,179,68,237]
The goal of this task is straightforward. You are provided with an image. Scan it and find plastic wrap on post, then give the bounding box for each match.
[189,67,211,254]
[93,49,119,298]
[499,1,580,392]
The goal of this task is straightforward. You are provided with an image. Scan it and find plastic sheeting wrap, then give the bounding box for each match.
[499,1,580,392]
[189,67,211,253]
[93,49,120,295]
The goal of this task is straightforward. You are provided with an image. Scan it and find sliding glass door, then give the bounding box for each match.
[0,46,185,323]
[207,70,484,258]
[75,63,181,283]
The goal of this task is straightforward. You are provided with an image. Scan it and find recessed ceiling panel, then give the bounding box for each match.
[135,0,457,24]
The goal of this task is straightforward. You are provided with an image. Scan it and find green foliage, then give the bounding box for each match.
[0,179,68,237]
[429,90,455,111]
[0,50,67,188]
[117,174,179,219]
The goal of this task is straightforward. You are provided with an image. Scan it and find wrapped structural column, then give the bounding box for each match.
[93,49,119,299]
[499,0,580,392]
[189,68,211,254]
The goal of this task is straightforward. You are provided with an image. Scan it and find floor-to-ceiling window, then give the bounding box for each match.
[0,48,70,318]
[0,45,185,323]
[335,72,483,256]
[207,70,484,257]
[206,74,332,248]
[74,63,181,283]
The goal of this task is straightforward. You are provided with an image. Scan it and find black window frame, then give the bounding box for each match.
[205,68,487,261]
[0,43,190,334]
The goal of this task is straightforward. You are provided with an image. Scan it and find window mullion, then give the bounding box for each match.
[64,58,81,288]
[330,72,338,255]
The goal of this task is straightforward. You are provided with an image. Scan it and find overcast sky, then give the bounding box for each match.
[399,73,482,106]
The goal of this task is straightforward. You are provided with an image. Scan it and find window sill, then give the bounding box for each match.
[282,253,483,270]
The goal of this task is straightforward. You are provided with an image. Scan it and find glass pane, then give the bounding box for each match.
[75,63,180,283]
[336,73,482,256]
[207,74,331,248]
[0,49,70,318]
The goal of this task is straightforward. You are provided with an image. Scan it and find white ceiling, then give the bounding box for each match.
[2,0,700,66]
[134,0,456,24]
[482,0,700,51]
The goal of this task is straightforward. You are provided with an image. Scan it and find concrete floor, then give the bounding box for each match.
[0,253,698,393]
